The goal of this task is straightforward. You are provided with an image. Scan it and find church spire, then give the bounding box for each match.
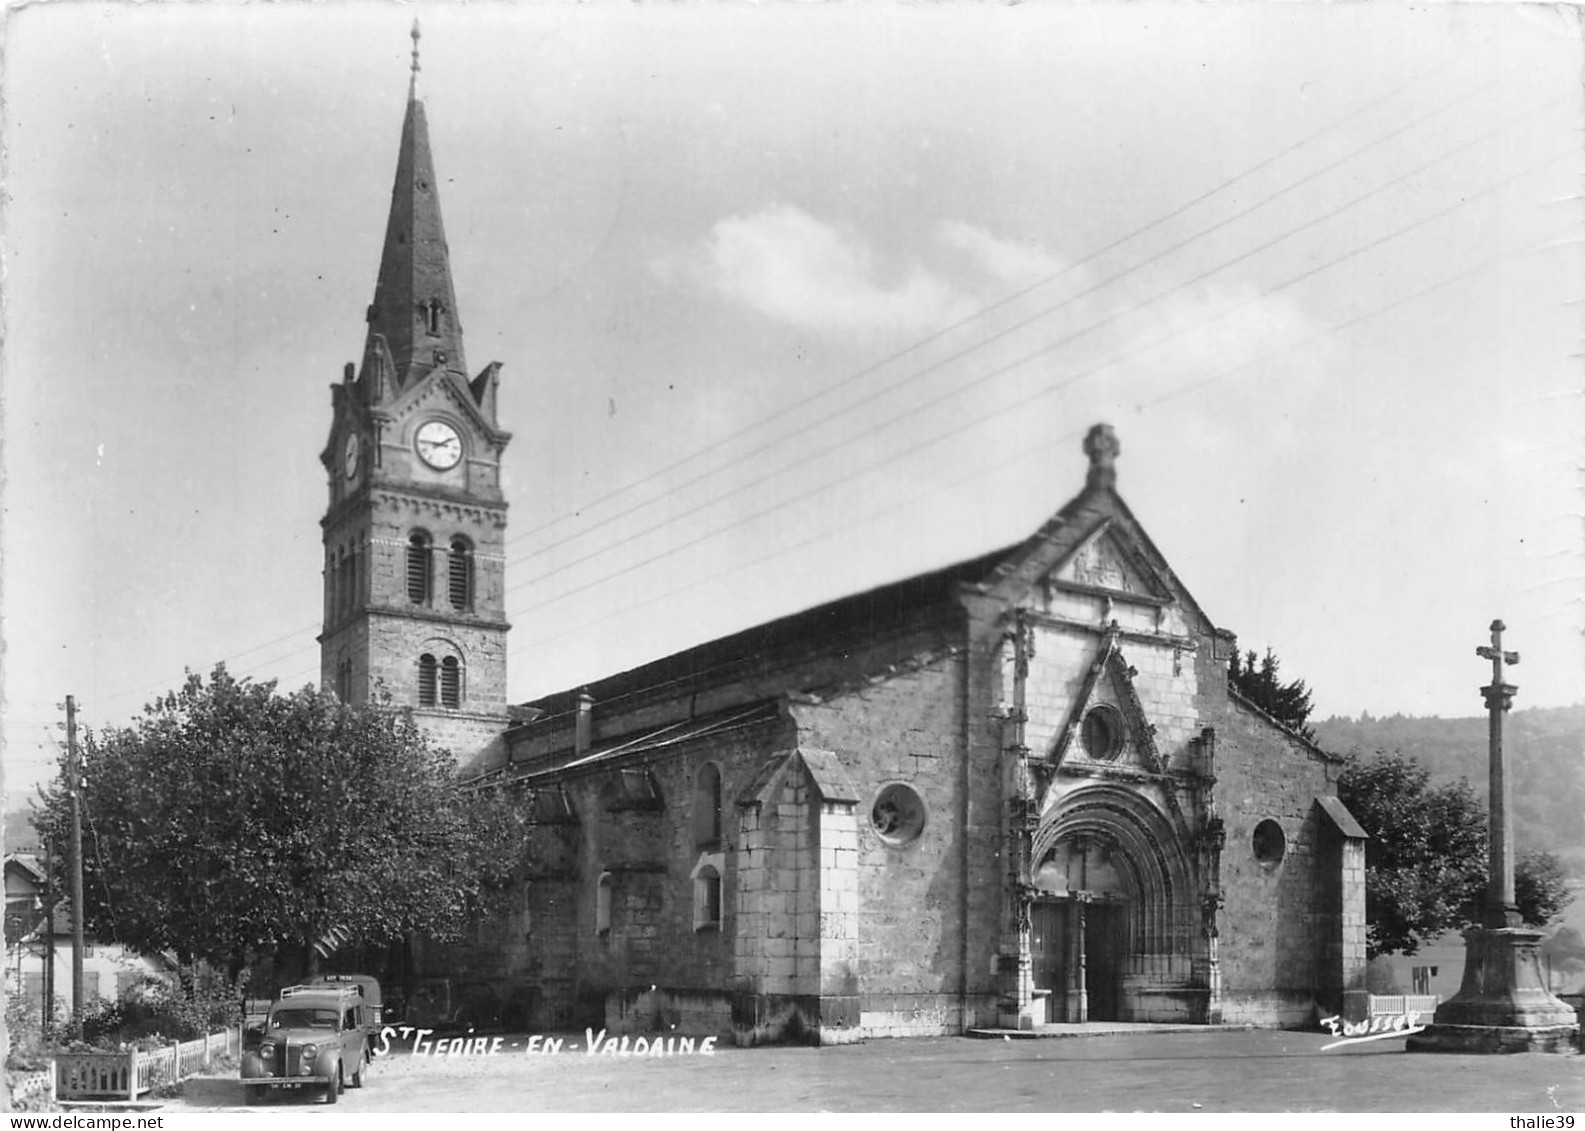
[364,20,466,393]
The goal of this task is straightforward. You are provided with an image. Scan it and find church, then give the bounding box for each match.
[316,39,1368,1043]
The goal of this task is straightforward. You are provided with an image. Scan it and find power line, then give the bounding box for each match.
[87,624,324,719]
[511,229,1561,656]
[75,82,1538,721]
[48,68,1554,725]
[504,123,1562,621]
[499,74,1538,597]
[497,62,1465,559]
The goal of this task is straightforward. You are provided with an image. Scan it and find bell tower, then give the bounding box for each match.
[318,23,511,769]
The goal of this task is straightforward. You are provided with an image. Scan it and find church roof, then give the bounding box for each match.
[507,424,1242,758]
[515,540,1016,731]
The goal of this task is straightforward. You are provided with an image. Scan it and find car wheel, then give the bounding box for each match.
[324,1073,339,1105]
[349,1055,364,1089]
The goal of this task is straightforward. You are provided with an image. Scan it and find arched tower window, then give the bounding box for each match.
[440,656,461,708]
[328,546,341,622]
[324,549,335,620]
[337,545,352,622]
[693,763,722,847]
[421,299,444,336]
[693,865,722,931]
[418,653,437,707]
[407,532,432,604]
[448,537,473,610]
[596,872,613,937]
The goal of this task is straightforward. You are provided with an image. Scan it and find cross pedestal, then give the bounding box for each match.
[1407,621,1579,1054]
[1405,926,1578,1053]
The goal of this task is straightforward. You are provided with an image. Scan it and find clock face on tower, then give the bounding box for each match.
[415,419,463,470]
[343,433,360,479]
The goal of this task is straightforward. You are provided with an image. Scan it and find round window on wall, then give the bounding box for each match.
[1081,705,1125,762]
[871,783,926,846]
[1252,819,1287,867]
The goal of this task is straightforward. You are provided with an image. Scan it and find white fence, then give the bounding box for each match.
[55,1026,241,1101]
[1367,994,1439,1017]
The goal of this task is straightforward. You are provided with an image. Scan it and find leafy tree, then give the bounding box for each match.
[1515,848,1571,928]
[1338,751,1574,956]
[1541,926,1585,988]
[34,665,530,980]
[1229,647,1316,741]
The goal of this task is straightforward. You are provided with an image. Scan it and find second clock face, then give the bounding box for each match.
[343,433,360,479]
[415,420,463,470]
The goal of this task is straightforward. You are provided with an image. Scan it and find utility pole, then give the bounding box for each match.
[43,837,55,1039]
[67,694,85,1040]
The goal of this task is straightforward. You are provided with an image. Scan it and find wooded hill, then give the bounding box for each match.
[1313,705,1585,871]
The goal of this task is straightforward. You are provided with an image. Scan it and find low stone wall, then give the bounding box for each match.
[604,987,734,1042]
[8,1069,56,1112]
[857,995,961,1039]
[1125,986,1211,1023]
[1216,990,1318,1028]
[603,987,997,1044]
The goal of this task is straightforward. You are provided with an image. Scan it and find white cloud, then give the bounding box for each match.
[679,205,974,336]
[935,220,1069,285]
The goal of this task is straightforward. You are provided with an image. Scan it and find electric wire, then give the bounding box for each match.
[497,63,1466,557]
[505,134,1567,623]
[39,68,1560,731]
[500,85,1549,599]
[513,229,1561,656]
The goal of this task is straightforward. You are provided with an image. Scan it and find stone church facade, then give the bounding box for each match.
[320,54,1367,1043]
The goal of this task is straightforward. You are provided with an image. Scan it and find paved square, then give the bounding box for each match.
[165,1029,1583,1112]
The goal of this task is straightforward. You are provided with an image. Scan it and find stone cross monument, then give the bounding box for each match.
[1407,621,1579,1053]
[1476,621,1521,929]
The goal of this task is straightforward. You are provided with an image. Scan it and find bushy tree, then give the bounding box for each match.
[34,666,531,979]
[1541,926,1585,987]
[1339,751,1574,956]
[1515,848,1571,928]
[1229,647,1316,742]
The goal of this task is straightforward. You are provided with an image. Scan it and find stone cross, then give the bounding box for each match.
[1476,619,1520,928]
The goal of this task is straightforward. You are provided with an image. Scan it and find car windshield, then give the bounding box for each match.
[269,1008,338,1030]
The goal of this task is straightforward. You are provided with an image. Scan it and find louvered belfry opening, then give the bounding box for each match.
[448,537,471,610]
[441,656,461,707]
[418,653,437,706]
[407,532,431,603]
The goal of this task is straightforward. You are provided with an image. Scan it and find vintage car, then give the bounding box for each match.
[240,984,370,1104]
[305,974,384,1055]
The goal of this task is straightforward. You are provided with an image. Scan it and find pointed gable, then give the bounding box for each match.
[977,424,1214,638]
[1049,522,1168,601]
[1049,625,1165,773]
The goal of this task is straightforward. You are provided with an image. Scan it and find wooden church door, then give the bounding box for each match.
[1030,902,1067,1021]
[1085,903,1125,1021]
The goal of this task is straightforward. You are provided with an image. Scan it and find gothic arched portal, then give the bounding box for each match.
[1028,785,1201,1022]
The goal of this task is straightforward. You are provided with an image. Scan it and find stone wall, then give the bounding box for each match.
[1022,613,1202,769]
[1211,700,1343,1027]
[789,653,997,1037]
[529,714,795,1034]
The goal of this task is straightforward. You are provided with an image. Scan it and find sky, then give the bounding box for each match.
[3,1,1582,807]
